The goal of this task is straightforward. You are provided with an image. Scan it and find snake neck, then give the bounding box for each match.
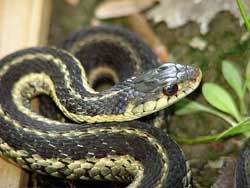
[0,26,161,124]
[0,47,157,124]
[11,72,143,123]
[0,46,201,125]
[0,26,201,125]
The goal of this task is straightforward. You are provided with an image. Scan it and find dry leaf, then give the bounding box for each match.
[147,0,250,34]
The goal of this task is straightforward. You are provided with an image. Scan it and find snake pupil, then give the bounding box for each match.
[163,84,178,96]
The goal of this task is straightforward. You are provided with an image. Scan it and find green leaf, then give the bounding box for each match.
[175,98,210,115]
[175,98,236,125]
[222,60,243,99]
[246,60,250,81]
[175,98,235,126]
[217,118,250,139]
[202,83,241,121]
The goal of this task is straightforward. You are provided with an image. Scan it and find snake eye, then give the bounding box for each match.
[163,84,178,96]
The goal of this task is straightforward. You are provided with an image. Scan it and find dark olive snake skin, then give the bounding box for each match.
[235,139,250,188]
[0,26,202,188]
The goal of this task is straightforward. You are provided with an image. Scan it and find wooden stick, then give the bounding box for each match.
[0,0,51,57]
[0,0,51,187]
[127,13,169,62]
[0,158,29,188]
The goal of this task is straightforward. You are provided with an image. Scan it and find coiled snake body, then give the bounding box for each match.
[0,26,202,187]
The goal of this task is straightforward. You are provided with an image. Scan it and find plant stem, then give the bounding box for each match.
[240,98,248,116]
[236,0,250,31]
[172,134,220,144]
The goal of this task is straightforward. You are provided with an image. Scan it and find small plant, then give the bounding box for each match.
[174,60,250,143]
[172,1,250,143]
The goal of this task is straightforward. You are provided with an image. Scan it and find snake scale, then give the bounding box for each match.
[0,26,203,187]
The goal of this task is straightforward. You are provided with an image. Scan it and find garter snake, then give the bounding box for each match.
[0,26,202,188]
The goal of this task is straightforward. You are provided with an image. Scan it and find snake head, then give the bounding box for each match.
[125,63,202,117]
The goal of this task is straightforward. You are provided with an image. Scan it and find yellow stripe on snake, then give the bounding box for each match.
[0,26,202,188]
